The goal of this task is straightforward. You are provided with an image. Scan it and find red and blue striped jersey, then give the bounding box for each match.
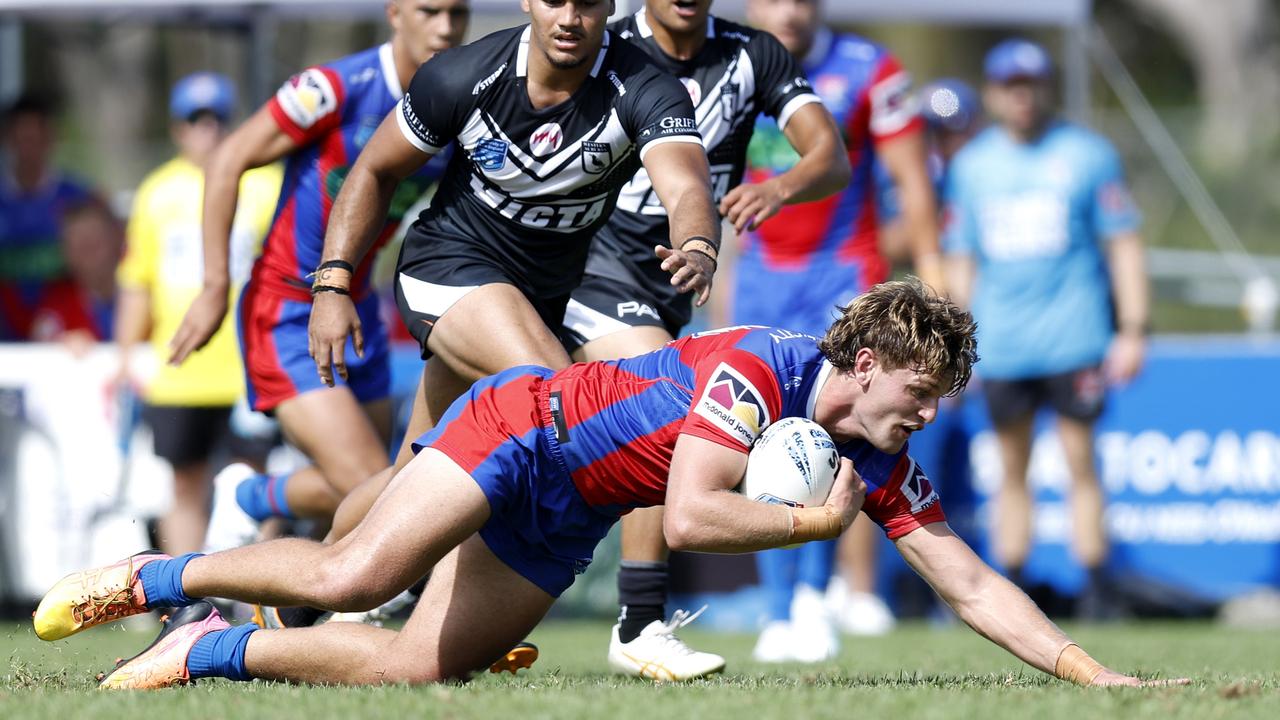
[742,30,923,288]
[545,325,945,538]
[254,44,446,301]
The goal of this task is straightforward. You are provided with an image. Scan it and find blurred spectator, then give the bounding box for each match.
[114,72,281,555]
[0,94,101,341]
[739,0,941,661]
[28,200,124,350]
[943,39,1150,619]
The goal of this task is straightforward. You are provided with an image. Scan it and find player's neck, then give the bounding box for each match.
[525,51,596,110]
[649,20,707,61]
[391,40,425,95]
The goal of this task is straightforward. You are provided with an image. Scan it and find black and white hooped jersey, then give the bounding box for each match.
[594,10,821,266]
[394,25,702,297]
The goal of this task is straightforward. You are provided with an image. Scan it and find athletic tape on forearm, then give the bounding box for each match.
[1054,643,1105,685]
[788,505,843,543]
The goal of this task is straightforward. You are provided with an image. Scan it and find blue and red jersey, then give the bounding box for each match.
[254,44,446,302]
[425,326,946,540]
[742,30,923,290]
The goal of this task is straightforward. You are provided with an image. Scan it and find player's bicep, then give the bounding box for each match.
[669,433,750,502]
[358,107,437,182]
[226,106,305,170]
[780,101,845,160]
[893,521,986,601]
[642,140,712,212]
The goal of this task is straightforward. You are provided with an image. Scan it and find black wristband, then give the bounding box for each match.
[681,234,721,254]
[317,259,355,274]
[311,284,351,296]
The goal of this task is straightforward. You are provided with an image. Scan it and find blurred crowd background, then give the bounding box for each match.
[1,0,1277,631]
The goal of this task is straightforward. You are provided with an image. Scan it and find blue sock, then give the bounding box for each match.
[796,538,838,591]
[187,623,259,681]
[137,553,200,608]
[236,473,295,521]
[756,548,799,622]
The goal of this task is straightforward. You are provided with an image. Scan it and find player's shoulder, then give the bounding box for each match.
[603,29,671,82]
[135,157,197,200]
[323,44,383,77]
[418,26,522,92]
[839,438,909,487]
[732,326,825,371]
[1046,121,1120,159]
[709,15,764,46]
[830,31,895,67]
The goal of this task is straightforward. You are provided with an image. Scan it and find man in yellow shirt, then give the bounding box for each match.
[115,73,281,555]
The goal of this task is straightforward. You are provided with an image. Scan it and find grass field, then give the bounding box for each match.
[3,618,1276,720]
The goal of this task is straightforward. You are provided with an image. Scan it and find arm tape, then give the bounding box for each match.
[1054,643,1105,685]
[788,505,843,543]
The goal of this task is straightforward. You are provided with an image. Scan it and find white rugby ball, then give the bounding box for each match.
[740,417,839,508]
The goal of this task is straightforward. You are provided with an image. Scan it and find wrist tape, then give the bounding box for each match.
[1054,643,1105,685]
[788,505,843,543]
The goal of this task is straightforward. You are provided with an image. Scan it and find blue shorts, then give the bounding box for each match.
[237,282,391,413]
[731,253,873,337]
[413,365,616,597]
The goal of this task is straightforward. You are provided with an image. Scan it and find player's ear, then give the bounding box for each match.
[853,347,877,387]
[386,0,401,32]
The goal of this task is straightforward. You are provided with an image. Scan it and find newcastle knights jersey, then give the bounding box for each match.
[256,43,445,301]
[543,325,946,538]
[744,30,923,288]
[395,25,702,298]
[593,10,821,268]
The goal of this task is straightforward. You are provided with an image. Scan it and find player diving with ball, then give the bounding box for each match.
[34,279,1187,689]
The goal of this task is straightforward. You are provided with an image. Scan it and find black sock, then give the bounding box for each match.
[1007,566,1025,590]
[617,561,668,644]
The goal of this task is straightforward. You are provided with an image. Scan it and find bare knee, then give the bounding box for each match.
[309,549,402,612]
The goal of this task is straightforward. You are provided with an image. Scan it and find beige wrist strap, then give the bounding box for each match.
[788,505,843,543]
[312,266,352,290]
[680,238,719,262]
[1054,643,1105,685]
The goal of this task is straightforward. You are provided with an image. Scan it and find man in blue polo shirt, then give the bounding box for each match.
[943,38,1150,617]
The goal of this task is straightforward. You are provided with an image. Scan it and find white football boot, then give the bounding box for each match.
[832,587,896,637]
[788,584,840,663]
[751,620,795,662]
[203,463,261,554]
[608,607,725,681]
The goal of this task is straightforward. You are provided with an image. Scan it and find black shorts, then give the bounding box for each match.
[140,404,233,467]
[394,231,571,359]
[983,365,1107,427]
[560,249,692,352]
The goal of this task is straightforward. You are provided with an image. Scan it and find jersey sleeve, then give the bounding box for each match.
[860,453,947,539]
[679,348,784,452]
[865,54,923,145]
[268,66,347,146]
[622,67,702,162]
[746,32,822,131]
[395,55,463,155]
[117,178,158,291]
[1089,139,1142,240]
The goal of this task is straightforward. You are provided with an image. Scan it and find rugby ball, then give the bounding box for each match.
[740,417,839,508]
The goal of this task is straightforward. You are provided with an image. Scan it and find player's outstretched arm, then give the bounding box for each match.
[308,112,433,386]
[644,141,720,307]
[664,435,865,553]
[895,523,1189,687]
[878,131,945,294]
[170,107,298,365]
[719,102,850,233]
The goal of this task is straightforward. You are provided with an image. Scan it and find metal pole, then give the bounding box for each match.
[0,20,22,103]
[1063,20,1091,125]
[248,5,277,105]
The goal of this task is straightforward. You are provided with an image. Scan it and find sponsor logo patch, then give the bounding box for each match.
[277,68,338,129]
[529,122,564,156]
[694,363,770,447]
[900,458,939,514]
[473,138,508,171]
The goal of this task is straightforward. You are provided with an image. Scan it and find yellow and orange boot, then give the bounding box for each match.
[33,550,169,641]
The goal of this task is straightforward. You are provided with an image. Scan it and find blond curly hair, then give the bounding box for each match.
[817,277,978,397]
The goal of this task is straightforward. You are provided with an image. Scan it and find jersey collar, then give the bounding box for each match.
[517,25,612,79]
[378,43,403,98]
[633,8,716,39]
[805,358,835,420]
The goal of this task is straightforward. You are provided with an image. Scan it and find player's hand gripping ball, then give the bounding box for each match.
[740,417,839,508]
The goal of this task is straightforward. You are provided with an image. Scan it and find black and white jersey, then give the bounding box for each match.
[593,10,821,268]
[395,25,702,298]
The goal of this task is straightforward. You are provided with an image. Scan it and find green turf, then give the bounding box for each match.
[2,618,1276,720]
